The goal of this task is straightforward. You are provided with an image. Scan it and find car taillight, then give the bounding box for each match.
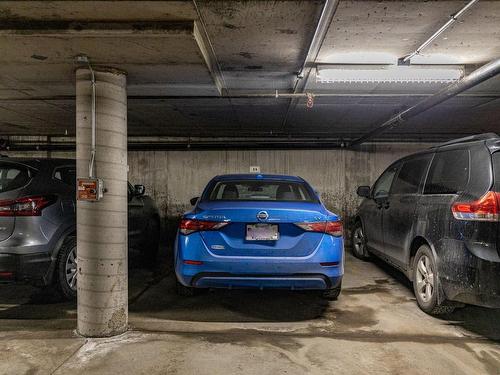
[179,219,229,235]
[295,221,343,237]
[451,191,500,222]
[0,195,56,217]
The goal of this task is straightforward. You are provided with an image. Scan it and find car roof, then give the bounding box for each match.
[393,133,500,164]
[213,174,305,182]
[426,133,500,153]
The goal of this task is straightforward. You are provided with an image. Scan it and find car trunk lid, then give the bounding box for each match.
[195,201,334,257]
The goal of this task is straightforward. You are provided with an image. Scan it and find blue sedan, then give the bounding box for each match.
[174,174,344,298]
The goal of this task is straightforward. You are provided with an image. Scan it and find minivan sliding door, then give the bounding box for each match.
[364,164,399,253]
[382,155,432,267]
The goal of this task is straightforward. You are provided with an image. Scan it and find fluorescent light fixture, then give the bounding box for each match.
[316,65,464,84]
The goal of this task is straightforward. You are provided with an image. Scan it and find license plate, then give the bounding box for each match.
[246,224,279,241]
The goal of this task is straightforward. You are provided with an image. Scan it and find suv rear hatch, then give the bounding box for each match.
[0,161,35,241]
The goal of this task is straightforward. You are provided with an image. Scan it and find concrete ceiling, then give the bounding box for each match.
[0,0,499,143]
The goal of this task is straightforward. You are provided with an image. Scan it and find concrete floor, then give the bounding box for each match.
[0,253,499,375]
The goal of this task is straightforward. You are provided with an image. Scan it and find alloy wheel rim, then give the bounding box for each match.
[353,227,365,255]
[65,247,78,292]
[416,255,434,303]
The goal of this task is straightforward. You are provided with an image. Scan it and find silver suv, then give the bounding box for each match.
[0,158,160,299]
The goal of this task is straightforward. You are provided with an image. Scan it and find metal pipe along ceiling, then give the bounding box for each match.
[402,0,480,63]
[349,58,500,148]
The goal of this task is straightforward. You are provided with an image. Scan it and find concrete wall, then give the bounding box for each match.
[126,143,432,224]
[5,143,432,238]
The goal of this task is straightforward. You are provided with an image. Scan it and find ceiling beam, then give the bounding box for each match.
[192,0,227,96]
[281,0,340,133]
[0,20,194,36]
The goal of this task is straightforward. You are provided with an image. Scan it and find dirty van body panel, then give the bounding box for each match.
[361,163,400,253]
[383,193,421,269]
[383,154,433,268]
[362,197,385,252]
[417,144,500,307]
[356,137,500,309]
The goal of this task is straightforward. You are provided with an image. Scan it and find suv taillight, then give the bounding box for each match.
[451,191,500,222]
[295,221,343,237]
[0,195,56,217]
[179,219,229,235]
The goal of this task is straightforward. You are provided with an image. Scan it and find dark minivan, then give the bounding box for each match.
[353,133,500,314]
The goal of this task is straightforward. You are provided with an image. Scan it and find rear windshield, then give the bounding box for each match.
[207,180,316,202]
[0,162,34,193]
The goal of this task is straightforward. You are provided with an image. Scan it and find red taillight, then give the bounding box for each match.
[0,195,55,217]
[179,219,229,235]
[325,221,343,237]
[183,260,203,265]
[452,191,500,222]
[295,221,343,237]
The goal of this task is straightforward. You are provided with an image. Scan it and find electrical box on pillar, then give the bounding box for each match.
[77,178,104,201]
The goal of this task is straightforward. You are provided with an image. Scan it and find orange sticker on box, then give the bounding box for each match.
[77,178,99,201]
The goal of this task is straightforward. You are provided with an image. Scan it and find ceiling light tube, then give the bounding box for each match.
[316,64,465,84]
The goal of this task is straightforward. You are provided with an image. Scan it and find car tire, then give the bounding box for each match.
[351,222,370,260]
[142,218,160,268]
[412,245,455,315]
[322,283,342,300]
[175,280,197,296]
[54,236,77,301]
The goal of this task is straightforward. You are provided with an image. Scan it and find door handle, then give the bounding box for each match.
[376,200,389,209]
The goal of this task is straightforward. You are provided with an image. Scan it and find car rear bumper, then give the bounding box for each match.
[175,231,344,290]
[438,240,500,308]
[0,252,52,285]
[192,273,342,290]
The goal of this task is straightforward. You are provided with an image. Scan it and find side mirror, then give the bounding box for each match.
[356,186,371,198]
[190,197,199,206]
[134,184,145,196]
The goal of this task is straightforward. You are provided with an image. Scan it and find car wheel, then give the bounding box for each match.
[413,245,455,315]
[175,280,196,296]
[322,283,342,300]
[55,236,77,300]
[142,218,160,268]
[351,222,370,260]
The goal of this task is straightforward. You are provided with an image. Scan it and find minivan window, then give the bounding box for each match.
[207,180,315,202]
[0,163,33,193]
[391,156,431,195]
[492,152,500,191]
[372,164,399,199]
[424,149,469,195]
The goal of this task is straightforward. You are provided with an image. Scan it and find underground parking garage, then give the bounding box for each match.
[0,0,500,373]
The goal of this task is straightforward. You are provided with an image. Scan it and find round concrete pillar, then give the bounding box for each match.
[76,67,128,337]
